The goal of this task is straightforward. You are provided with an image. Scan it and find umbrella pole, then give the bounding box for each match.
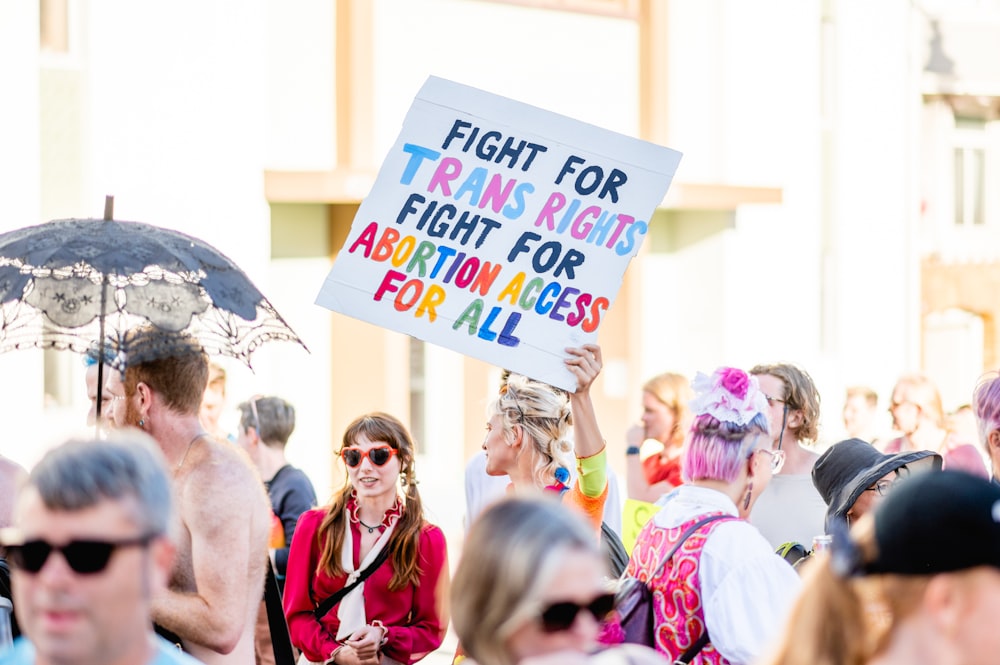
[95,276,108,439]
[95,195,113,438]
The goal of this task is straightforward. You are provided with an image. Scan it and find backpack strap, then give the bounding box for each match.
[651,513,730,576]
[674,632,710,665]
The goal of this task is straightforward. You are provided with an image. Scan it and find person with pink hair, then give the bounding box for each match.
[973,372,1000,483]
[619,367,800,664]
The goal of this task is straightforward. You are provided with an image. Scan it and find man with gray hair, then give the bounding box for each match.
[0,434,201,665]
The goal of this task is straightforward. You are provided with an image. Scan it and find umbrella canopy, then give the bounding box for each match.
[0,210,307,370]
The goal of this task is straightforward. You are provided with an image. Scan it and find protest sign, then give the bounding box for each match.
[315,76,682,390]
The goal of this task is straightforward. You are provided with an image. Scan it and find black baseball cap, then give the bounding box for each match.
[863,470,1000,575]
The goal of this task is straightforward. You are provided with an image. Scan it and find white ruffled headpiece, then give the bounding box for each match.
[689,367,769,427]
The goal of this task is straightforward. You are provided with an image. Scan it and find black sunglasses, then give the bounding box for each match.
[6,535,154,575]
[539,592,616,633]
[340,445,398,468]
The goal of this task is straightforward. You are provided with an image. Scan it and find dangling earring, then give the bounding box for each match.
[742,480,753,511]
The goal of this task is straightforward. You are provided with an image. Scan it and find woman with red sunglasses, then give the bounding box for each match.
[283,412,449,665]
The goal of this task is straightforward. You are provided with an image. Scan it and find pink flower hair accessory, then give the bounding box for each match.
[689,367,769,426]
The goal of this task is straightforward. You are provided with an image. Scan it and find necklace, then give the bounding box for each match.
[358,518,381,534]
[176,432,206,472]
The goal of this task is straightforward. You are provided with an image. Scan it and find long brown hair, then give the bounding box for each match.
[316,412,425,590]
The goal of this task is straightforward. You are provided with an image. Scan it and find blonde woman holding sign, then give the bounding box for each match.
[481,344,609,533]
[283,413,449,665]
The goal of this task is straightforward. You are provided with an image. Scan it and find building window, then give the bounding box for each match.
[953,119,986,226]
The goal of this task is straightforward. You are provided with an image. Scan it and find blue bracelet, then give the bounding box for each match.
[626,446,641,456]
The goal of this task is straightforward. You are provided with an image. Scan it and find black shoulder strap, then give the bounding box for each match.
[654,513,730,665]
[314,546,391,620]
[264,559,296,665]
[674,632,710,665]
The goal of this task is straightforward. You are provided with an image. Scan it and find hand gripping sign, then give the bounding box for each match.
[315,76,682,391]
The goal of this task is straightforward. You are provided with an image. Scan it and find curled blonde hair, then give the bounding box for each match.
[488,374,574,488]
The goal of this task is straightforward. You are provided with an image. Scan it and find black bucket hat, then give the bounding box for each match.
[812,438,942,530]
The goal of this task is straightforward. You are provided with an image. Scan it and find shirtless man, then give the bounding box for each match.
[104,329,271,665]
[0,454,28,528]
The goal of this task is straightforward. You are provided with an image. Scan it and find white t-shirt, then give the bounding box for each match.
[749,473,828,550]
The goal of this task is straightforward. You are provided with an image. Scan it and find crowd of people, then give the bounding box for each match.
[2,329,1000,665]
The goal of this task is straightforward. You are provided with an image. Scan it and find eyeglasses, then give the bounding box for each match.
[6,535,154,575]
[764,393,791,452]
[248,395,262,431]
[754,448,786,473]
[340,445,398,468]
[865,479,895,497]
[538,593,616,633]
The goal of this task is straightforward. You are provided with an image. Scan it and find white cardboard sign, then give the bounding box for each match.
[315,77,682,391]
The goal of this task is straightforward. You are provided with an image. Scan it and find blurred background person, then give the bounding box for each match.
[0,456,27,531]
[883,373,947,454]
[624,372,692,503]
[973,372,1000,484]
[1,433,201,665]
[620,367,800,664]
[235,394,317,665]
[762,470,1000,665]
[939,403,989,478]
[0,452,28,641]
[283,412,449,665]
[452,494,649,665]
[841,386,880,445]
[749,363,827,551]
[200,361,231,441]
[886,373,987,477]
[235,395,316,590]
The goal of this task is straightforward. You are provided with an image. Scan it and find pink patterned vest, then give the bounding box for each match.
[627,511,737,664]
